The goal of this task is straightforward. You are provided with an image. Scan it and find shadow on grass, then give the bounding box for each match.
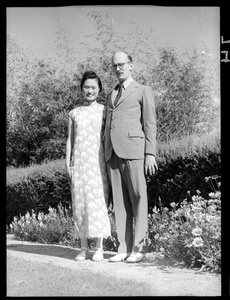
[7,238,183,271]
[7,241,115,261]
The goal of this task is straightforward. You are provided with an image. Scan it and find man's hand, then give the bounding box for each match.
[144,154,158,176]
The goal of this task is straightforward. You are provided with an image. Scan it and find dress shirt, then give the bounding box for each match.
[113,76,134,102]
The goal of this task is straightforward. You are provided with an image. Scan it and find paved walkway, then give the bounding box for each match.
[6,235,221,296]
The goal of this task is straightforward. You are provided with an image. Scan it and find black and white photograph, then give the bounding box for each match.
[6,5,221,296]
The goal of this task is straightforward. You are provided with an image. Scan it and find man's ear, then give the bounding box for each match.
[129,62,134,70]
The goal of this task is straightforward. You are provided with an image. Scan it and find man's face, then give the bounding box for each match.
[112,52,133,83]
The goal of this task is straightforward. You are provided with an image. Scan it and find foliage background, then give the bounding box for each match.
[6,9,221,273]
[7,11,220,167]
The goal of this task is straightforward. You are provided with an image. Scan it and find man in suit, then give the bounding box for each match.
[104,51,158,263]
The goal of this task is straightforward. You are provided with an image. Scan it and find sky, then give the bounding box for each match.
[7,5,220,61]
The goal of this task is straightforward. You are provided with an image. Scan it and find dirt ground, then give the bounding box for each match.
[6,235,221,296]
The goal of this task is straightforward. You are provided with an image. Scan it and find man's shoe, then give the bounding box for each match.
[126,252,143,263]
[109,253,130,262]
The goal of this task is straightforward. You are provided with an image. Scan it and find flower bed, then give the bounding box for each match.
[9,176,221,273]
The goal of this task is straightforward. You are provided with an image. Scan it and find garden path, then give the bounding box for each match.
[6,235,221,296]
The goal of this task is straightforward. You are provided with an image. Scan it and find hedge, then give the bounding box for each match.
[6,160,71,224]
[6,133,220,225]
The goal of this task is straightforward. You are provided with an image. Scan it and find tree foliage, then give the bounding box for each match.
[7,11,220,167]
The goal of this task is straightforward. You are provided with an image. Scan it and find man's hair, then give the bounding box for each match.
[80,71,102,92]
[112,51,133,63]
[127,54,133,62]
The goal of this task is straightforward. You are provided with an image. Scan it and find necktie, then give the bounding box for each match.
[114,84,123,106]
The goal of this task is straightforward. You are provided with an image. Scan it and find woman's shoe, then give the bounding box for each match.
[92,248,104,262]
[74,247,89,261]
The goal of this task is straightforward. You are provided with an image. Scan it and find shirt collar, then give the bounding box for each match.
[122,76,133,90]
[115,76,133,90]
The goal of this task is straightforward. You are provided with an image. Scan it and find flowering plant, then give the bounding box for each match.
[148,176,221,273]
[10,203,77,246]
[9,202,118,251]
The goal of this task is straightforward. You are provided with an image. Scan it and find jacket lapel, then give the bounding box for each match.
[115,80,139,106]
[108,90,115,108]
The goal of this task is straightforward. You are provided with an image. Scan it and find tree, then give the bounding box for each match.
[82,12,220,141]
[7,11,220,166]
[7,58,81,166]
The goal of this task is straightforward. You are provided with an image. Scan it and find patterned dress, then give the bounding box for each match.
[68,101,111,239]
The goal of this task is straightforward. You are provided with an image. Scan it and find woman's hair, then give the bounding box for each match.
[80,71,102,93]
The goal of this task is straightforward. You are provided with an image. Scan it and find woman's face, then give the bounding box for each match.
[82,78,100,102]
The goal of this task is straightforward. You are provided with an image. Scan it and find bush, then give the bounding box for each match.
[6,62,80,167]
[10,204,75,245]
[9,178,221,273]
[6,159,71,225]
[148,176,221,273]
[9,202,118,252]
[147,133,221,210]
[6,133,220,225]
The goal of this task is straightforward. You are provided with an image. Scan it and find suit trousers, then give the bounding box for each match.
[107,150,148,254]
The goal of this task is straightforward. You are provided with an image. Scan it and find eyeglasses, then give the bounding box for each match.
[112,62,130,70]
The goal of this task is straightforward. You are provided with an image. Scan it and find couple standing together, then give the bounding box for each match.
[66,51,158,263]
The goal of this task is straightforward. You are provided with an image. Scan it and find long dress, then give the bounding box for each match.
[68,101,111,239]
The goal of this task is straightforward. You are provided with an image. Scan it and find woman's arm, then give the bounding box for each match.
[65,116,74,183]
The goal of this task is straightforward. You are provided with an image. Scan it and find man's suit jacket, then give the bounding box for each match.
[103,80,157,163]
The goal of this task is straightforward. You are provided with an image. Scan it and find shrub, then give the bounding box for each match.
[6,159,71,225]
[148,176,221,273]
[9,202,118,251]
[6,132,220,225]
[10,203,76,245]
[9,177,221,273]
[147,133,221,210]
[6,63,80,167]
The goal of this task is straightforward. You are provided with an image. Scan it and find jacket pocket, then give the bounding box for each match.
[128,130,145,138]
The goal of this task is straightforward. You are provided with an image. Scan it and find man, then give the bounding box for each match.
[104,51,158,263]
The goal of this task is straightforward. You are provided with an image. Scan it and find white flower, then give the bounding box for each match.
[38,212,43,221]
[192,227,203,236]
[154,233,159,240]
[192,237,203,247]
[152,205,160,214]
[25,212,30,220]
[209,192,215,198]
[206,215,216,222]
[215,191,221,199]
[191,204,202,212]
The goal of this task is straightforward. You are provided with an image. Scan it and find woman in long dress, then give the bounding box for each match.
[65,71,111,261]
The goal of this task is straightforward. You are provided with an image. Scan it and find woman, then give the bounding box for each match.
[66,71,111,261]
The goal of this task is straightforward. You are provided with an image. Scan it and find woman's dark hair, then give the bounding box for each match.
[80,71,102,93]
